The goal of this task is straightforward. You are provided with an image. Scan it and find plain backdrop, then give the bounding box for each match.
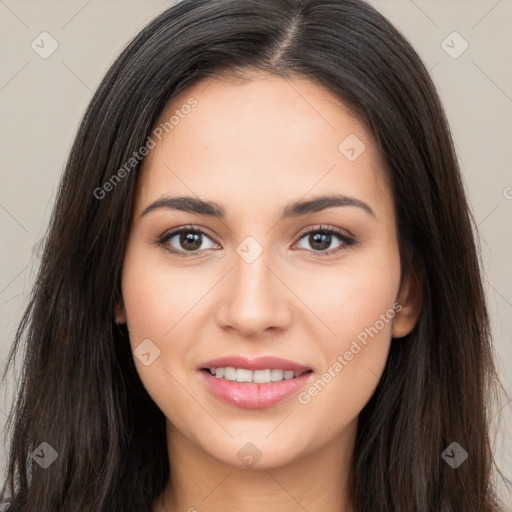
[0,0,511,506]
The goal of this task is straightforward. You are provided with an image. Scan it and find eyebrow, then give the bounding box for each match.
[140,194,376,220]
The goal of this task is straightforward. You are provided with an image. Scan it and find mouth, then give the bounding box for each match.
[197,356,314,409]
[200,367,313,383]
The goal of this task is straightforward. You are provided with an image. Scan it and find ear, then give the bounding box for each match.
[392,266,422,339]
[114,301,126,324]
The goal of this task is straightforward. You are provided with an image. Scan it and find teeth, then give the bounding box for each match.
[270,369,283,381]
[255,369,271,383]
[209,367,305,383]
[236,368,253,382]
[224,367,237,380]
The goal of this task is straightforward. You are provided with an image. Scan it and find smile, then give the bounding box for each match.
[205,367,310,383]
[197,355,314,409]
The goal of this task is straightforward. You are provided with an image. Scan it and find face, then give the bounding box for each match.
[117,71,420,469]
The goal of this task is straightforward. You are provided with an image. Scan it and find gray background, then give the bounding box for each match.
[0,0,511,506]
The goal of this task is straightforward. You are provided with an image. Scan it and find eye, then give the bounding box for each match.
[156,225,219,256]
[155,224,356,257]
[293,225,356,257]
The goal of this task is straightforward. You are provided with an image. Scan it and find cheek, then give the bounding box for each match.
[296,254,401,350]
[120,253,198,415]
[121,251,201,344]
[306,287,396,403]
[294,257,401,423]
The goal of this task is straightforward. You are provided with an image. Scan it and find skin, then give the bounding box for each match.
[115,71,421,512]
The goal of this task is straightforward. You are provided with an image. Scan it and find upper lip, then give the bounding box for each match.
[199,355,312,373]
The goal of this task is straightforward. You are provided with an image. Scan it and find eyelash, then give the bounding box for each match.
[155,224,357,258]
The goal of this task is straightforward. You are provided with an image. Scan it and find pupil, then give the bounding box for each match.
[178,231,332,252]
[311,232,330,251]
[181,232,202,250]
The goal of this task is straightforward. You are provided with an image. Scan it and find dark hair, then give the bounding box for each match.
[1,0,508,510]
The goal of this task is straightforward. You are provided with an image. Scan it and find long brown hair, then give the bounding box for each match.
[1,0,508,510]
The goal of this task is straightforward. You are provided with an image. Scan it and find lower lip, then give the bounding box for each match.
[199,370,313,409]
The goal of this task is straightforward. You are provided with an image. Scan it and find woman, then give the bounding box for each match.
[1,0,508,510]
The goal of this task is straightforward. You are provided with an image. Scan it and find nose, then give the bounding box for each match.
[215,244,293,338]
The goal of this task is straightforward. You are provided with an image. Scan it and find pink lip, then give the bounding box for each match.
[199,355,311,373]
[198,369,314,409]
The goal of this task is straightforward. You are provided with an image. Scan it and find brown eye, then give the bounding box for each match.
[158,227,219,255]
[294,226,356,256]
[307,231,334,251]
[177,231,203,251]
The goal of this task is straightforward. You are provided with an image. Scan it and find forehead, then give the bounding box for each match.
[135,72,392,221]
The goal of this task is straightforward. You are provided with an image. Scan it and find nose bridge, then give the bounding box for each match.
[217,236,290,334]
[235,241,273,300]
